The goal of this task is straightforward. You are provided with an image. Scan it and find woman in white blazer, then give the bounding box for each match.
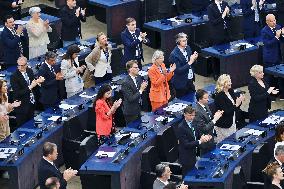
[61,45,86,98]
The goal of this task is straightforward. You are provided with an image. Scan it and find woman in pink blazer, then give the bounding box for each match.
[93,84,122,138]
[148,50,176,111]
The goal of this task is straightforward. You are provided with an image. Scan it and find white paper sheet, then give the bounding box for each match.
[163,103,188,113]
[79,92,97,99]
[235,42,254,49]
[244,129,264,136]
[47,116,67,121]
[95,151,116,158]
[261,115,284,125]
[59,104,77,110]
[220,144,241,151]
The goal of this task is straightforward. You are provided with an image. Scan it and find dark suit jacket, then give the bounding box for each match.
[38,63,59,106]
[177,119,200,172]
[264,158,284,189]
[192,103,215,154]
[121,75,143,116]
[38,158,67,189]
[0,0,21,24]
[0,26,22,65]
[240,0,263,32]
[208,1,231,45]
[261,25,283,65]
[10,68,36,114]
[60,5,86,41]
[169,46,194,89]
[214,89,241,128]
[248,77,271,122]
[121,28,149,65]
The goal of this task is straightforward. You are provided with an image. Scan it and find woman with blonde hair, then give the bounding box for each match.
[26,6,52,59]
[263,162,284,189]
[83,32,112,88]
[148,50,176,111]
[213,74,245,142]
[248,65,279,122]
[0,80,21,141]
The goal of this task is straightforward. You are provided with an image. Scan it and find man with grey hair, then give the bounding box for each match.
[10,56,44,126]
[169,32,198,98]
[45,177,60,189]
[153,163,172,189]
[38,51,63,109]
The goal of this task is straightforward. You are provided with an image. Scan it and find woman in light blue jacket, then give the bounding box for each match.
[61,45,86,98]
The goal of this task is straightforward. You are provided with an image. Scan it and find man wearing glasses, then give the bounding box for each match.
[121,60,148,124]
[10,56,44,126]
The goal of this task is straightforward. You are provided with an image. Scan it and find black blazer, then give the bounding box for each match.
[248,77,271,122]
[207,1,231,45]
[10,68,36,113]
[1,26,23,65]
[38,63,59,106]
[177,119,200,170]
[214,89,240,128]
[60,5,86,41]
[38,158,67,189]
[121,75,143,116]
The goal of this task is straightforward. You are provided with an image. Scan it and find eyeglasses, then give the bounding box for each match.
[17,64,27,67]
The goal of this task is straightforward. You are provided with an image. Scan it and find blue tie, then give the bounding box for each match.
[23,72,35,104]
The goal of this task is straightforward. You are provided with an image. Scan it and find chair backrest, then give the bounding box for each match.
[157,125,178,162]
[141,145,160,172]
[80,135,99,165]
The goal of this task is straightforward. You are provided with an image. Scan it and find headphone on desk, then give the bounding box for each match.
[175,32,188,45]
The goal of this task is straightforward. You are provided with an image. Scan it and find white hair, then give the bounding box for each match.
[152,50,164,63]
[29,7,41,16]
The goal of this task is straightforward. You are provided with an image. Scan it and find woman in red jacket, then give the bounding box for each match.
[148,50,176,111]
[93,84,122,138]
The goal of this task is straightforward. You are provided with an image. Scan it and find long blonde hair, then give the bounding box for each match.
[215,74,231,93]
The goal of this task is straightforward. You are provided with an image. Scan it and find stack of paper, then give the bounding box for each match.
[244,129,264,136]
[220,144,241,151]
[155,116,174,122]
[235,42,254,49]
[163,103,188,113]
[95,151,116,158]
[79,92,97,99]
[262,115,284,125]
[59,104,77,110]
[0,148,17,159]
[47,116,67,121]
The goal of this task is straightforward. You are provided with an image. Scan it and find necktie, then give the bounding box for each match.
[50,66,55,74]
[132,33,141,59]
[272,28,277,35]
[103,48,109,62]
[255,2,259,22]
[23,72,35,104]
[12,28,23,55]
[204,106,212,120]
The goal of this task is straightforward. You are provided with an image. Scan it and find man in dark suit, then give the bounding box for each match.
[169,32,198,98]
[192,89,223,155]
[60,0,86,47]
[241,0,265,38]
[261,14,284,99]
[10,57,44,126]
[153,164,171,189]
[177,106,212,177]
[38,52,64,109]
[38,142,77,189]
[121,60,148,124]
[208,0,231,45]
[0,14,24,66]
[121,17,149,69]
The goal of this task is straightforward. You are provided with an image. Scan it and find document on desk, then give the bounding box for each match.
[0,148,17,159]
[59,104,77,110]
[47,116,67,121]
[235,42,254,48]
[163,103,188,113]
[244,129,264,136]
[155,116,174,122]
[220,144,241,151]
[79,92,97,99]
[95,151,116,158]
[261,115,284,125]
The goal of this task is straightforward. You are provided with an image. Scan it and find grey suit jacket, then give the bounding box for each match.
[192,103,215,153]
[153,179,166,189]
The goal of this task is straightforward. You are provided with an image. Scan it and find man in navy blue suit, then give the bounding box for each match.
[1,14,24,66]
[38,52,64,109]
[121,17,149,69]
[241,0,265,38]
[168,32,198,98]
[261,14,284,99]
[177,106,212,177]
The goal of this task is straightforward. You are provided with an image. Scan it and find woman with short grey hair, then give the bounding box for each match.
[26,6,52,59]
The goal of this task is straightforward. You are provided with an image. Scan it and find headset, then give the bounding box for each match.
[175,32,188,45]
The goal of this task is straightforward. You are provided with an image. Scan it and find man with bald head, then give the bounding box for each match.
[261,14,284,100]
